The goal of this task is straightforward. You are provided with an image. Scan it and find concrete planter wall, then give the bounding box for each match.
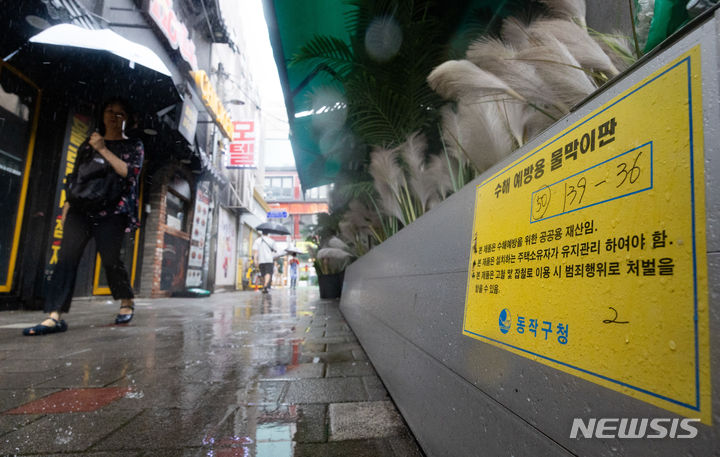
[340,10,720,457]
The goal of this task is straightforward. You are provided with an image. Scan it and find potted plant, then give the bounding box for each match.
[311,238,354,299]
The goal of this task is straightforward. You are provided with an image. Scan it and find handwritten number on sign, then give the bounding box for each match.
[616,151,643,188]
[603,307,629,324]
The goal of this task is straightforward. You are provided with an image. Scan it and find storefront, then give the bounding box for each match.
[0,63,41,298]
[0,2,196,307]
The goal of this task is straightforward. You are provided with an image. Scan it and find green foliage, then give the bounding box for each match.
[290,0,451,150]
[305,212,342,248]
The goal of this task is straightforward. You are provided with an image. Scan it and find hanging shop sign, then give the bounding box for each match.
[186,180,211,287]
[267,209,288,218]
[44,110,93,282]
[463,46,710,423]
[190,70,233,139]
[146,0,198,71]
[177,98,198,144]
[226,120,257,169]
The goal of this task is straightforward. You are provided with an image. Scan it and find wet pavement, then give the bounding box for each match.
[0,288,424,456]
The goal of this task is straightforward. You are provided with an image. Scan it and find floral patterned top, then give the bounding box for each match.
[90,138,144,232]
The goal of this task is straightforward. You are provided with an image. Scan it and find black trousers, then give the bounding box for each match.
[45,210,134,314]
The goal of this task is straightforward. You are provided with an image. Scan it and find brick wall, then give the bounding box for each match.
[137,165,193,298]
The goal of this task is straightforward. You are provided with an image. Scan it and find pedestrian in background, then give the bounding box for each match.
[24,97,143,335]
[252,231,277,294]
[289,253,299,289]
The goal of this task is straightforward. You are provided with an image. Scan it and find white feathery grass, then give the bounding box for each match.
[378,191,405,224]
[528,19,619,76]
[466,35,569,114]
[316,247,353,274]
[493,97,527,147]
[400,131,427,177]
[341,200,380,244]
[455,101,515,172]
[327,236,351,251]
[368,146,407,224]
[368,146,404,197]
[515,34,596,109]
[427,60,528,105]
[399,132,435,211]
[439,105,471,167]
[338,219,370,256]
[338,220,358,245]
[594,31,636,72]
[425,153,454,199]
[538,0,587,27]
[501,16,532,49]
[466,36,518,77]
[348,199,381,228]
[317,247,352,259]
[522,107,558,141]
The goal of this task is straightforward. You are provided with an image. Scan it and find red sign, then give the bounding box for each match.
[227,121,256,168]
[147,0,198,71]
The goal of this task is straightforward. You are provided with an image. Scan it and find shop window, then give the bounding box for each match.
[264,175,294,201]
[0,64,39,291]
[166,190,189,232]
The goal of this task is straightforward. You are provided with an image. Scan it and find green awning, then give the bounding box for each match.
[263,0,352,191]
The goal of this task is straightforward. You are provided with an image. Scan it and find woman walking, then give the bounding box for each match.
[23,97,144,335]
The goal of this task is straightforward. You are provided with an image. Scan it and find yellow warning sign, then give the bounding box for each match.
[463,46,710,423]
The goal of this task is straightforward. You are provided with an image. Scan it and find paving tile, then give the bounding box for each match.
[295,439,393,457]
[0,371,61,389]
[326,361,376,378]
[299,350,355,364]
[4,387,132,414]
[0,358,67,373]
[0,414,43,438]
[253,381,290,405]
[35,363,141,389]
[329,401,406,441]
[294,404,327,443]
[261,363,325,380]
[0,409,139,454]
[388,430,426,457]
[284,378,367,404]
[45,453,142,457]
[300,342,327,352]
[302,336,357,345]
[96,407,241,452]
[105,382,212,411]
[0,388,61,413]
[362,376,391,401]
[326,342,363,352]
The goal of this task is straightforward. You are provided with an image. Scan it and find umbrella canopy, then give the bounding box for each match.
[5,24,180,115]
[256,222,291,235]
[284,246,304,255]
[28,24,172,76]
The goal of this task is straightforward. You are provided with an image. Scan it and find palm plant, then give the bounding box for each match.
[290,0,457,153]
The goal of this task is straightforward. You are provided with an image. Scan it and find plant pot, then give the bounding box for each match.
[317,271,345,299]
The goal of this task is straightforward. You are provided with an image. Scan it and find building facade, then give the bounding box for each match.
[0,0,268,308]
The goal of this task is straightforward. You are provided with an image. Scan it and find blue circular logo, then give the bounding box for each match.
[499,309,511,334]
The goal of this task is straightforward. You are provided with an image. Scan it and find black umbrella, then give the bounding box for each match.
[5,24,180,115]
[256,222,291,235]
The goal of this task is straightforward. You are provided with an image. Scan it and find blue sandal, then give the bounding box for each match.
[22,318,68,336]
[115,304,134,324]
